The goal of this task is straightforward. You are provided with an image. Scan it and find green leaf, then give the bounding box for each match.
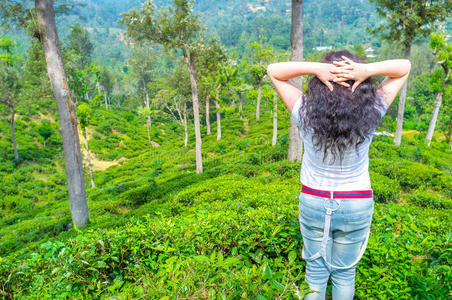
[288,250,297,264]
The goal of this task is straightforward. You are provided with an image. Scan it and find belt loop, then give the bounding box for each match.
[330,190,333,199]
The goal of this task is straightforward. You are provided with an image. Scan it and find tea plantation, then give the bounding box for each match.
[0,102,450,299]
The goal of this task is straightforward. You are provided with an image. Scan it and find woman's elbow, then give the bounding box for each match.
[267,63,275,77]
[404,59,412,73]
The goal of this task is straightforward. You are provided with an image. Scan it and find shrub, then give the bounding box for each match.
[369,172,401,203]
[370,159,445,191]
[405,188,452,209]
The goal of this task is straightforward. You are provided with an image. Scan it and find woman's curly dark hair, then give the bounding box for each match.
[296,50,386,166]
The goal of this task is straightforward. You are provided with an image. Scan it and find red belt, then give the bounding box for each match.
[301,184,373,199]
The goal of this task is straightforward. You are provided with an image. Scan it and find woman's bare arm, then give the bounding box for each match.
[332,57,412,108]
[267,62,346,113]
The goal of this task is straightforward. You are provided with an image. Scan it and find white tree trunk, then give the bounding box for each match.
[272,92,278,146]
[425,68,450,146]
[10,110,19,160]
[96,81,101,94]
[288,0,304,162]
[216,84,222,140]
[256,80,262,121]
[183,49,203,173]
[183,100,188,147]
[144,85,151,144]
[83,127,95,188]
[35,0,89,228]
[206,92,211,135]
[239,92,243,120]
[104,93,109,110]
[394,46,411,146]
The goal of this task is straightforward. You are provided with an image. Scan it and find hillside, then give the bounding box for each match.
[0,99,450,298]
[1,0,451,298]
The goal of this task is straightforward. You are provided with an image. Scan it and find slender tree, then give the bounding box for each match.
[247,40,273,121]
[197,36,227,136]
[272,91,278,146]
[214,61,239,140]
[66,24,93,70]
[425,32,451,147]
[121,0,205,173]
[288,0,303,161]
[34,0,89,228]
[156,61,191,147]
[0,38,21,161]
[129,44,155,144]
[77,102,95,188]
[368,0,452,145]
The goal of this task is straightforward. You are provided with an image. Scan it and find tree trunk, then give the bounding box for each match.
[144,84,151,145]
[102,82,109,110]
[35,0,89,228]
[96,81,101,94]
[425,68,450,146]
[288,0,304,162]
[104,93,109,110]
[83,127,95,188]
[183,100,188,147]
[256,80,262,121]
[183,48,203,173]
[216,84,222,140]
[206,92,211,135]
[393,45,411,146]
[9,109,19,160]
[239,92,243,120]
[272,92,278,146]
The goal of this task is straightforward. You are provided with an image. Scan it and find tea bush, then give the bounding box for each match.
[369,171,401,203]
[0,106,450,299]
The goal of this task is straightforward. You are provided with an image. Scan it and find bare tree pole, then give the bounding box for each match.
[183,48,203,173]
[215,84,222,140]
[288,0,303,161]
[272,91,278,146]
[239,91,243,120]
[144,81,152,144]
[256,80,262,120]
[34,0,89,228]
[9,109,19,160]
[82,127,95,188]
[183,100,188,147]
[426,68,450,146]
[206,92,211,135]
[393,46,411,145]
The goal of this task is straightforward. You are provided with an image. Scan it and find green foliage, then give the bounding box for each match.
[0,105,451,298]
[369,171,401,203]
[120,0,204,53]
[66,24,94,70]
[37,119,53,146]
[76,102,91,129]
[1,2,452,299]
[404,187,452,210]
[368,0,452,49]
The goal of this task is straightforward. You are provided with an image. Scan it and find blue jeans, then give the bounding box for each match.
[298,192,374,300]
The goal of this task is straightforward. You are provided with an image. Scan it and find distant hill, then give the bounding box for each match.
[4,1,451,69]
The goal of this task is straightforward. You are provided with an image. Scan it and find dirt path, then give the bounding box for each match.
[239,118,249,140]
[78,126,127,171]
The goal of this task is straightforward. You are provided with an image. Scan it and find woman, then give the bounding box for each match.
[267,50,411,300]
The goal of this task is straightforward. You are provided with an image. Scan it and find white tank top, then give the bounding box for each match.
[291,93,388,191]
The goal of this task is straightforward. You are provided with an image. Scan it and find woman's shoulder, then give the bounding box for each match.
[290,94,304,127]
[375,92,388,117]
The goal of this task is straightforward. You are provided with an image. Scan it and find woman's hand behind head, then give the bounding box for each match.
[330,56,370,92]
[315,62,351,92]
